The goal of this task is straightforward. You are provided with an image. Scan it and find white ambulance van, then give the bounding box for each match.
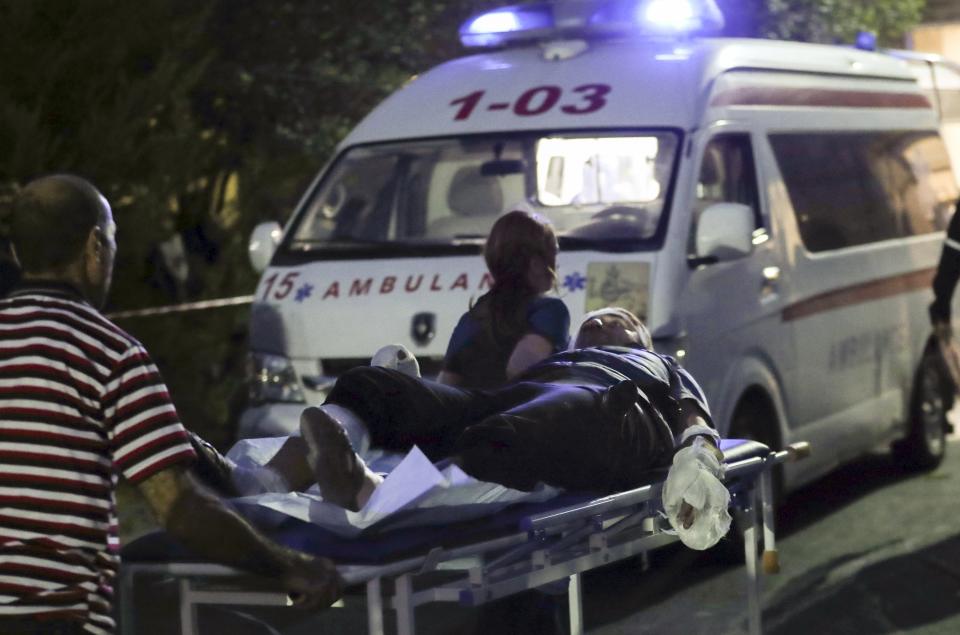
[241,0,959,492]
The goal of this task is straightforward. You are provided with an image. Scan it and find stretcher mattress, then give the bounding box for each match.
[123,439,768,565]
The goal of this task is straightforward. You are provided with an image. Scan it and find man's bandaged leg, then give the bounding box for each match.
[662,437,732,550]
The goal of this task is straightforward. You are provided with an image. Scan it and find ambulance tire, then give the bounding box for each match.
[709,394,780,563]
[893,349,950,471]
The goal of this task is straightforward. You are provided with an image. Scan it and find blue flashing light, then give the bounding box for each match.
[471,11,521,34]
[459,0,725,49]
[460,3,555,48]
[643,0,697,32]
[855,30,878,51]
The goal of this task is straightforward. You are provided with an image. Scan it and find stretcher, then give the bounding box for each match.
[118,439,810,635]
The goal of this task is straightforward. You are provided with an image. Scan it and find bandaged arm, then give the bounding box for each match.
[662,399,731,550]
[675,399,722,458]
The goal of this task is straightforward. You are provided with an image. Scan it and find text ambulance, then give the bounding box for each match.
[242,0,959,492]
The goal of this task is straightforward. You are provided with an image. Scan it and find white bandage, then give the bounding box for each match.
[662,437,731,550]
[371,344,421,378]
[677,422,721,448]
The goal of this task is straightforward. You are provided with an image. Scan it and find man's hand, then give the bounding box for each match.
[282,553,343,610]
[139,466,344,608]
[675,437,723,530]
[677,501,696,529]
[662,436,731,549]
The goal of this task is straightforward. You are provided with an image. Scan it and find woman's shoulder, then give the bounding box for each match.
[526,296,570,347]
[527,295,570,319]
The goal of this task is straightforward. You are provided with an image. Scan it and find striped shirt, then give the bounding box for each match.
[0,283,196,634]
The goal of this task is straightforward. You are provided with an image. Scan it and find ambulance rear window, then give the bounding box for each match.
[286,131,679,253]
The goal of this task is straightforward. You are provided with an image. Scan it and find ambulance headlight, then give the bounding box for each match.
[247,352,306,405]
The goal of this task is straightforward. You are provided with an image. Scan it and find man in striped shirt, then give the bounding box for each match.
[0,175,340,634]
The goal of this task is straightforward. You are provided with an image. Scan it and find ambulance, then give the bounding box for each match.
[241,0,959,493]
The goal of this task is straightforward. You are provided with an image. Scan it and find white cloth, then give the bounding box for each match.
[226,441,559,537]
[232,464,291,495]
[662,437,731,550]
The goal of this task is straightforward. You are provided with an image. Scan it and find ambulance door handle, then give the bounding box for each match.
[761,266,781,299]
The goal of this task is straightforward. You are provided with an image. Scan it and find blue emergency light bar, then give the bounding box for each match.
[460,0,725,48]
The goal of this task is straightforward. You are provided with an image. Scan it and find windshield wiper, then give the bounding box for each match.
[558,235,650,250]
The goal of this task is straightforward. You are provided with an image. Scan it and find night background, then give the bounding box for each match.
[0,0,948,449]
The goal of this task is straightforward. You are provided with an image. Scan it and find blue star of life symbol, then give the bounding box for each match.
[562,272,587,292]
[294,283,314,303]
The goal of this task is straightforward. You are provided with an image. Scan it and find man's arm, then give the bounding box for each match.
[676,398,723,461]
[506,333,555,380]
[931,201,960,336]
[673,398,723,530]
[138,465,341,609]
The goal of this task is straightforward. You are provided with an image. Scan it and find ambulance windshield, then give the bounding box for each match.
[287,131,679,252]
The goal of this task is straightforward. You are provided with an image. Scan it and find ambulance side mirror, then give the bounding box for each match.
[691,203,754,266]
[248,222,283,273]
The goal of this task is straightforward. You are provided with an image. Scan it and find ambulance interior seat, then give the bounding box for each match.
[688,146,725,252]
[695,146,725,217]
[427,166,503,238]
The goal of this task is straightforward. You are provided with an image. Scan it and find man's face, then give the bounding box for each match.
[574,313,642,348]
[84,197,117,309]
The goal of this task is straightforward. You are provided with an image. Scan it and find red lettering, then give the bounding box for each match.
[350,278,373,296]
[479,273,494,290]
[380,276,396,294]
[561,84,612,115]
[450,90,485,121]
[450,274,469,291]
[322,282,340,300]
[405,275,423,293]
[514,86,561,116]
[430,274,443,291]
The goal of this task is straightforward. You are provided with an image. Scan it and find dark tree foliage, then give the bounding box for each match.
[717,0,926,46]
[0,0,216,303]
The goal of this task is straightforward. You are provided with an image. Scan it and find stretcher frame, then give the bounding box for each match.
[119,442,806,635]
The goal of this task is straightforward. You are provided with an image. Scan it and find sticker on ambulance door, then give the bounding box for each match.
[585,262,650,321]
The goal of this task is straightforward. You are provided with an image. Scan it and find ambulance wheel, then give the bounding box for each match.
[710,394,780,562]
[728,394,784,506]
[893,351,949,471]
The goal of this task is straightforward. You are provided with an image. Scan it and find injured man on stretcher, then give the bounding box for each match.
[207,308,731,549]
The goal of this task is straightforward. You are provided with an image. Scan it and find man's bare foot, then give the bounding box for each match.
[300,407,374,511]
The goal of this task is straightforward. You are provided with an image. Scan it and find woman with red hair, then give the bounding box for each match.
[438,209,570,388]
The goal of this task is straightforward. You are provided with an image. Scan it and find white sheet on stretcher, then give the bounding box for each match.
[227,438,559,538]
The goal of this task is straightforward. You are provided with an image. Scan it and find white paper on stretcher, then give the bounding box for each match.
[227,439,559,537]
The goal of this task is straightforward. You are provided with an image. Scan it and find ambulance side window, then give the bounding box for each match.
[689,134,761,251]
[770,132,956,253]
[934,61,960,123]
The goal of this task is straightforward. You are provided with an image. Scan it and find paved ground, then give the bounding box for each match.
[587,439,960,635]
